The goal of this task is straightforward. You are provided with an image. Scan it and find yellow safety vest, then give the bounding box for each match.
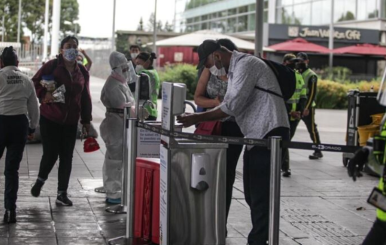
[377,124,386,221]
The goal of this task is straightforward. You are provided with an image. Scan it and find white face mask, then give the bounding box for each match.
[131,53,139,59]
[135,65,144,73]
[209,54,227,77]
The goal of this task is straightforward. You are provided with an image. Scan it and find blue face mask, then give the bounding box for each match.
[63,48,78,62]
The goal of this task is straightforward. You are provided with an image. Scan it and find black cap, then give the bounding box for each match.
[296,52,309,61]
[197,40,221,70]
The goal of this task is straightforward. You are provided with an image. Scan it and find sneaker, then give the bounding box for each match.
[56,193,73,206]
[3,210,16,223]
[309,151,323,160]
[106,198,121,204]
[282,170,291,177]
[31,179,44,197]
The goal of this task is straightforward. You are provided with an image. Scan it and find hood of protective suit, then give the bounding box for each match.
[109,51,129,83]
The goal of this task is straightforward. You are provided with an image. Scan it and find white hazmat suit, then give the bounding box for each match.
[100,52,135,200]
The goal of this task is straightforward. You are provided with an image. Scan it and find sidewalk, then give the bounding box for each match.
[0,76,378,245]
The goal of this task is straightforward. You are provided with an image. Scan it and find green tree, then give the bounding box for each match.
[137,17,144,31]
[0,0,80,43]
[164,21,174,32]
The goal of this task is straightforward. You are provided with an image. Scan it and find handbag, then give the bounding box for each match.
[194,121,222,135]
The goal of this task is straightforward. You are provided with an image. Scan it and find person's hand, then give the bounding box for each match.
[214,96,222,107]
[43,92,54,103]
[302,109,309,117]
[176,113,199,127]
[82,123,91,137]
[290,111,301,119]
[27,133,35,141]
[79,48,86,55]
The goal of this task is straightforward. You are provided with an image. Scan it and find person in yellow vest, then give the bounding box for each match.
[296,52,323,160]
[348,78,386,244]
[282,54,307,177]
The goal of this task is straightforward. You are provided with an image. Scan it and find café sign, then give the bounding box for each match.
[288,26,361,40]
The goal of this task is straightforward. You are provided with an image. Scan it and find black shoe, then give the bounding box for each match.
[31,179,44,197]
[309,151,323,160]
[3,210,16,223]
[56,193,73,206]
[282,170,291,177]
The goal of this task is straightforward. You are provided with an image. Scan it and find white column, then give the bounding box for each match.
[111,0,116,52]
[328,0,334,76]
[17,0,22,43]
[50,0,61,58]
[43,0,49,60]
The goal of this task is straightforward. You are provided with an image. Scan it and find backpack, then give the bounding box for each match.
[255,58,296,101]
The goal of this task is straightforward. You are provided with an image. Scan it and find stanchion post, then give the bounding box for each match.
[126,115,137,238]
[269,136,282,245]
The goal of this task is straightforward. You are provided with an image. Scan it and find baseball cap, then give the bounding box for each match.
[197,40,221,70]
[283,53,299,63]
[296,52,309,61]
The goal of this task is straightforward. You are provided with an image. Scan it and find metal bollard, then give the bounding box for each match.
[269,136,282,245]
[108,108,149,245]
[105,107,129,214]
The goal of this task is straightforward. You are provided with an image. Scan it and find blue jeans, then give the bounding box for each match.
[0,115,28,211]
[243,127,289,245]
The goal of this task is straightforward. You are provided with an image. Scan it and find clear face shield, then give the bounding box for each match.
[128,60,139,84]
[377,67,386,106]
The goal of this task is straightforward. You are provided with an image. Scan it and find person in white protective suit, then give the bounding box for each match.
[100,51,136,204]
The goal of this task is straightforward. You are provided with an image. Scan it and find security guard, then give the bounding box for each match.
[296,52,323,160]
[348,74,386,243]
[282,54,307,177]
[0,47,39,223]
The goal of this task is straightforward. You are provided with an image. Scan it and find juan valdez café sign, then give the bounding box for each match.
[288,26,361,40]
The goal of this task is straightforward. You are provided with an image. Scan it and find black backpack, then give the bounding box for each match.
[255,58,296,101]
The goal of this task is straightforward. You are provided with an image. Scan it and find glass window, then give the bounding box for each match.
[186,25,193,32]
[219,10,228,18]
[382,0,386,18]
[293,3,311,25]
[276,6,294,24]
[228,8,237,16]
[239,6,248,14]
[311,0,331,25]
[202,15,208,21]
[194,16,200,23]
[226,18,237,33]
[211,12,217,19]
[237,15,248,32]
[202,22,208,30]
[193,24,200,31]
[187,18,193,24]
[358,0,378,20]
[335,0,356,22]
[212,20,226,33]
[248,14,256,31]
[277,0,294,7]
[293,0,309,3]
[264,10,268,22]
[249,4,256,12]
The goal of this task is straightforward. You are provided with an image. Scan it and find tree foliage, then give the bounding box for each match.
[0,0,80,43]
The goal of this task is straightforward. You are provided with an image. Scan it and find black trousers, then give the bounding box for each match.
[363,218,386,245]
[301,107,322,152]
[37,116,77,193]
[221,121,244,223]
[282,119,300,171]
[0,115,28,211]
[243,127,290,245]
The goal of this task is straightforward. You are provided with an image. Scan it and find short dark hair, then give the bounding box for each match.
[0,46,18,66]
[137,52,157,69]
[130,45,140,50]
[60,36,79,49]
[217,39,238,52]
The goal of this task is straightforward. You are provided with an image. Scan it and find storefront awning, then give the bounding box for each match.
[333,44,386,56]
[147,30,274,52]
[267,38,329,53]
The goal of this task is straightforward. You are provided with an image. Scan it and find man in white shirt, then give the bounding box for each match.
[178,40,290,245]
[0,46,39,223]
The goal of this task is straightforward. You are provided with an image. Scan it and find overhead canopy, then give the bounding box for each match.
[147,30,274,52]
[333,43,386,56]
[267,38,329,53]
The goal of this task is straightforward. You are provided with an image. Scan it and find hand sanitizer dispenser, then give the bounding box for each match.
[172,83,186,116]
[191,153,210,191]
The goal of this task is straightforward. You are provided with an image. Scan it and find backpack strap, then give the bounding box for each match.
[254,86,283,99]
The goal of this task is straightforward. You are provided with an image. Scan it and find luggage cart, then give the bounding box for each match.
[343,90,384,166]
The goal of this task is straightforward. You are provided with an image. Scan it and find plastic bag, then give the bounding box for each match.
[40,75,56,92]
[52,84,66,103]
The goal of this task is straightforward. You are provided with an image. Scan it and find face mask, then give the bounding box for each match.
[63,48,78,62]
[287,63,296,70]
[77,61,83,65]
[296,63,307,71]
[135,65,144,73]
[131,53,139,59]
[209,54,227,77]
